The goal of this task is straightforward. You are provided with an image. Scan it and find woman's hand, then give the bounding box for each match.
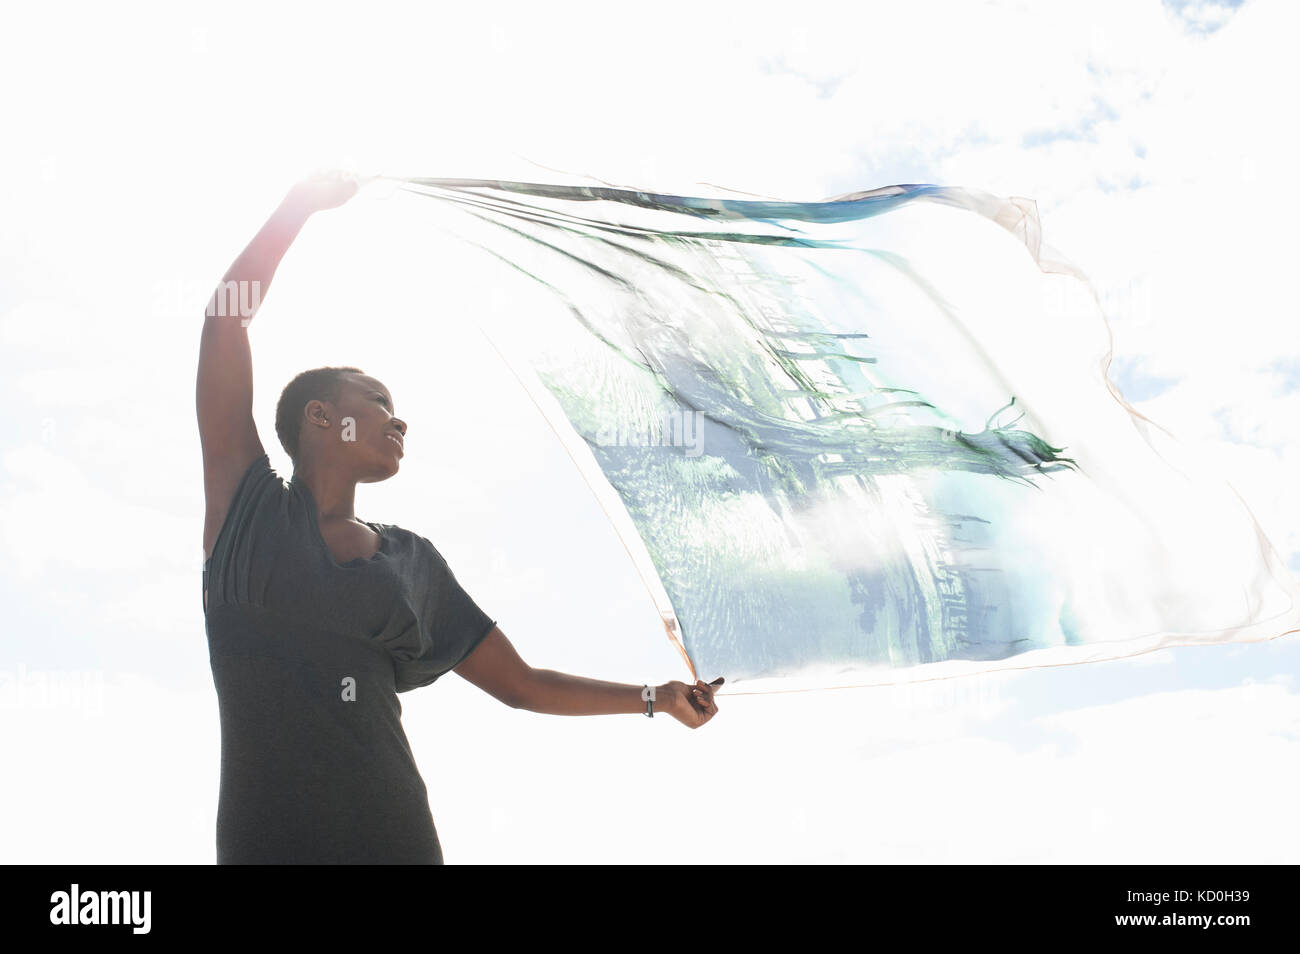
[283,169,361,215]
[659,677,724,728]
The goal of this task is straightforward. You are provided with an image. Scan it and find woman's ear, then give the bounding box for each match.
[304,399,331,427]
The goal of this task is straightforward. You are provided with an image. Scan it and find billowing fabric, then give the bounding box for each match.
[396,176,1300,690]
[202,452,496,862]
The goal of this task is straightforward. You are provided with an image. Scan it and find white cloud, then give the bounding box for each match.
[6,666,1296,863]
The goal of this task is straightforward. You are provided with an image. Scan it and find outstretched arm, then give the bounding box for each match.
[197,173,359,562]
[454,626,723,728]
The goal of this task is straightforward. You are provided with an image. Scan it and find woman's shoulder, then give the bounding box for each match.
[242,452,295,497]
[374,522,431,551]
[379,525,451,565]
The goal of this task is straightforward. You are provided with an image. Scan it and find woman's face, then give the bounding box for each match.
[325,372,407,481]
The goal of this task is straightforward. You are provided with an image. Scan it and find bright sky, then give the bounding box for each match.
[3,0,1298,863]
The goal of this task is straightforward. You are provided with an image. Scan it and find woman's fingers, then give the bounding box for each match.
[691,681,719,714]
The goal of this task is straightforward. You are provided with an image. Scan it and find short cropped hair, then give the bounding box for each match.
[275,366,365,465]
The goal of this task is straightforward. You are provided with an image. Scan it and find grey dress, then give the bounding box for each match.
[201,453,497,864]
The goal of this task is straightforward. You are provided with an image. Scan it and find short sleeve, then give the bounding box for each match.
[201,453,283,614]
[394,537,497,692]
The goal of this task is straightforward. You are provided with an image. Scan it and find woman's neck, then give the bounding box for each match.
[293,463,359,522]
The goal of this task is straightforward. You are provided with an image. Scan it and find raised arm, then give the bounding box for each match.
[197,174,359,562]
[453,626,723,728]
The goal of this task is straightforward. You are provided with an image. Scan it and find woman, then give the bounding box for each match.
[197,172,722,864]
